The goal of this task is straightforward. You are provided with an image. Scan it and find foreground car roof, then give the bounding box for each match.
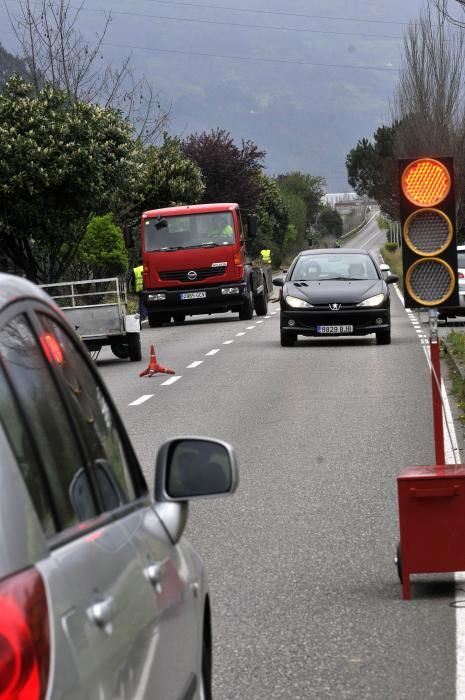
[0,273,53,313]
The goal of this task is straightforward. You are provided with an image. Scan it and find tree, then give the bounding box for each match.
[346,123,400,220]
[392,0,465,225]
[4,0,169,143]
[138,135,205,213]
[73,214,128,280]
[315,206,343,240]
[182,128,265,211]
[276,172,326,228]
[254,173,289,265]
[0,76,141,282]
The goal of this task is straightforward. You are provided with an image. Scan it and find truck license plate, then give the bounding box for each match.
[317,325,353,334]
[180,292,206,300]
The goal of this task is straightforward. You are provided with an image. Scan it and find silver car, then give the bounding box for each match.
[0,273,238,700]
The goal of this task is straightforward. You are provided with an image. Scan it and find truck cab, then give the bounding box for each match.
[141,203,272,326]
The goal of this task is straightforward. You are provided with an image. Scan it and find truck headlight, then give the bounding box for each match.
[148,293,166,301]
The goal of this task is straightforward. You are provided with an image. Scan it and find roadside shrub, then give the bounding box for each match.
[385,242,398,252]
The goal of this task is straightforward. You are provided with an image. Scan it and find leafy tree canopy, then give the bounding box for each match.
[346,122,400,220]
[276,171,326,227]
[0,76,141,282]
[182,128,265,211]
[138,134,205,213]
[74,213,128,279]
[316,206,343,239]
[254,173,289,265]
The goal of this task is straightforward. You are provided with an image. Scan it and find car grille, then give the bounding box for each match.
[159,267,226,282]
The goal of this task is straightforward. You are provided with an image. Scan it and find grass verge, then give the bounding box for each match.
[442,331,465,427]
[380,245,403,291]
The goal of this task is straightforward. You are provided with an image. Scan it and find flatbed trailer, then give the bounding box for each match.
[40,277,142,361]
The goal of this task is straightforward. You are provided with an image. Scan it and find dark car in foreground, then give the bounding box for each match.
[0,273,238,700]
[273,249,398,347]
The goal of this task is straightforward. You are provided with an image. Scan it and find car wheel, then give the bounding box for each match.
[199,632,212,700]
[148,312,171,327]
[172,313,186,323]
[239,286,254,320]
[254,281,268,316]
[280,330,296,347]
[376,327,391,345]
[111,341,130,359]
[127,332,142,361]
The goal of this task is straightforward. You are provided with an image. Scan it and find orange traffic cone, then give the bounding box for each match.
[139,344,175,377]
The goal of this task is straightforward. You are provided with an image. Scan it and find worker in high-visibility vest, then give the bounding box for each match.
[132,258,147,321]
[260,248,272,265]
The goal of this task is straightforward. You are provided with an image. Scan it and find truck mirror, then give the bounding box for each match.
[247,214,257,238]
[123,224,134,249]
[155,217,168,230]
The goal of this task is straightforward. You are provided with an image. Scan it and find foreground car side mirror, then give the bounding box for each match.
[154,437,239,502]
[385,274,399,284]
[273,277,284,287]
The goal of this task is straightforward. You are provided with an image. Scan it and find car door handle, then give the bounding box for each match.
[88,596,114,627]
[144,562,164,587]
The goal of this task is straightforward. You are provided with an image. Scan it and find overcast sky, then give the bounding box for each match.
[0,0,429,191]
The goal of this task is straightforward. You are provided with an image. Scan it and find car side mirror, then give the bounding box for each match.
[154,437,239,502]
[385,274,399,284]
[273,277,284,287]
[247,214,257,238]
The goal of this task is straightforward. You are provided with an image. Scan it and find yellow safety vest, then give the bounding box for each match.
[260,249,271,265]
[133,265,144,293]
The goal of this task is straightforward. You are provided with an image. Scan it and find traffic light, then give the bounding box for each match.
[398,157,459,309]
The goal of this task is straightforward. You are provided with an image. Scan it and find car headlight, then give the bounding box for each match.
[285,295,313,309]
[357,293,385,307]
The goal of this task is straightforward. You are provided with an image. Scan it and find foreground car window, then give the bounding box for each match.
[0,366,56,536]
[0,314,98,530]
[38,315,137,508]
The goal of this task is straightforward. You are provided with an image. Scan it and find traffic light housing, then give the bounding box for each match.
[399,157,459,309]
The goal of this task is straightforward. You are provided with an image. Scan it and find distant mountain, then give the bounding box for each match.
[0,43,30,90]
[0,0,426,189]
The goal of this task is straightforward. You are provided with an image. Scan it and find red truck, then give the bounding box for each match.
[140,203,273,326]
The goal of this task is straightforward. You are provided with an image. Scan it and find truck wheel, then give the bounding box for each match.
[239,286,254,320]
[254,281,268,316]
[128,332,142,361]
[148,312,170,327]
[111,342,130,359]
[172,313,186,323]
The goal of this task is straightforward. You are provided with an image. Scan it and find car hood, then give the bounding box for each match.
[285,279,385,304]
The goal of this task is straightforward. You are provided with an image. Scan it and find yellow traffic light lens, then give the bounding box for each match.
[401,158,451,207]
[405,258,455,306]
[403,208,453,256]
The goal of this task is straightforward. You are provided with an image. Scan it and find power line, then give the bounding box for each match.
[139,0,412,26]
[62,5,404,41]
[102,40,399,72]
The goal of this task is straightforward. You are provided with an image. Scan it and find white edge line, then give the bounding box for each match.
[161,375,182,386]
[129,394,153,406]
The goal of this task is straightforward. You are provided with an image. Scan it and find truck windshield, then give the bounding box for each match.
[144,212,235,251]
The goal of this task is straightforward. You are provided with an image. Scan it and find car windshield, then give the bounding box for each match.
[458,251,465,269]
[290,253,379,282]
[144,212,235,251]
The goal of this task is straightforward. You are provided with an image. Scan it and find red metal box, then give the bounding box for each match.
[397,464,465,599]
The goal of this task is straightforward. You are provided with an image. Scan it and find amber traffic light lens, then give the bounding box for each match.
[403,208,453,256]
[401,158,451,207]
[405,258,455,306]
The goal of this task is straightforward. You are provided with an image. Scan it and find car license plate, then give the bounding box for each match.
[317,325,353,334]
[180,291,206,300]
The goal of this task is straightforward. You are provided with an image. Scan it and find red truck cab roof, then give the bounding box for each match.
[142,203,239,218]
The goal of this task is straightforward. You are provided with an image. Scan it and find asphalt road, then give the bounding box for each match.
[97,218,458,700]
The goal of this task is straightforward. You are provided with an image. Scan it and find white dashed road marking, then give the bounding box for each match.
[236,332,246,336]
[246,326,255,330]
[223,340,234,345]
[129,394,153,406]
[206,348,220,356]
[161,375,182,386]
[187,361,203,368]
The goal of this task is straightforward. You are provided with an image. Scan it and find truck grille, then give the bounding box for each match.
[159,267,226,282]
